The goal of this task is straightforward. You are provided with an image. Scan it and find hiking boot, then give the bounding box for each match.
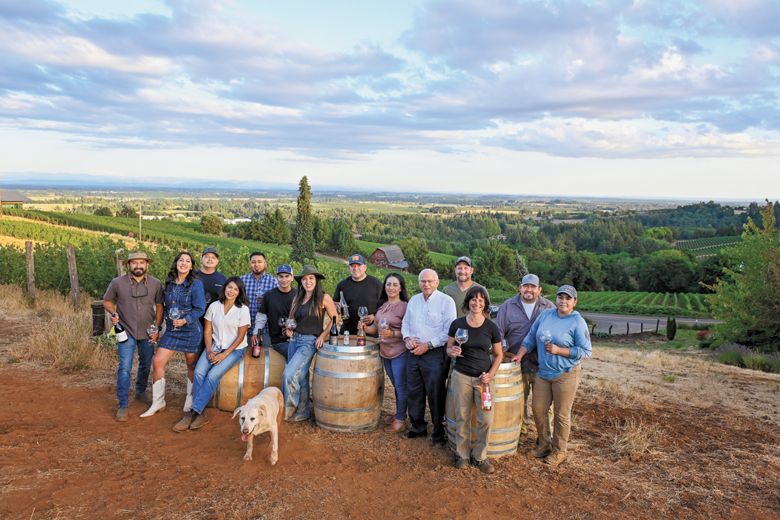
[189,411,209,430]
[172,412,194,432]
[533,444,552,459]
[134,392,151,405]
[115,407,128,422]
[473,458,495,474]
[544,450,567,468]
[384,419,407,434]
[453,455,467,469]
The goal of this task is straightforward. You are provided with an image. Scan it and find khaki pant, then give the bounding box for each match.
[448,370,493,461]
[532,364,582,455]
[521,371,553,437]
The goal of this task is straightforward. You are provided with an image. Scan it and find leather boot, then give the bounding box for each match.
[140,378,166,417]
[172,411,194,432]
[183,378,193,412]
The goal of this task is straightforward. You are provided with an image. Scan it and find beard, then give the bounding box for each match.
[131,267,146,276]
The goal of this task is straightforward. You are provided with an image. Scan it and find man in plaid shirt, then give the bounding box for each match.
[241,251,278,349]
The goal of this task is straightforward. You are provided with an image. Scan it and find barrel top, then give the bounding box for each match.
[320,343,379,354]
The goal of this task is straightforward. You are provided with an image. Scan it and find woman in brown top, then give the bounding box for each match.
[365,273,409,433]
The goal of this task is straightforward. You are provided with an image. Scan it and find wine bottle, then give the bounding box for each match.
[329,319,339,345]
[481,380,493,411]
[357,323,366,347]
[113,314,128,343]
[339,292,350,320]
[251,336,262,358]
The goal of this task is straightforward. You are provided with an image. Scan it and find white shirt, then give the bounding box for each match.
[522,301,536,320]
[401,290,457,348]
[205,301,251,351]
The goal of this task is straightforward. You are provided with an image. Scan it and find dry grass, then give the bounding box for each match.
[0,285,114,373]
[608,417,661,461]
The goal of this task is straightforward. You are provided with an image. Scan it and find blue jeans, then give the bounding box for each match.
[116,335,154,408]
[191,348,245,414]
[383,352,409,420]
[272,341,290,361]
[282,333,317,421]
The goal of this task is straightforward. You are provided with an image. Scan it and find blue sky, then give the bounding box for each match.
[1,0,778,199]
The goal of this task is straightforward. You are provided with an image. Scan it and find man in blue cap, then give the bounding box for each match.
[333,253,382,337]
[495,273,554,439]
[253,264,297,360]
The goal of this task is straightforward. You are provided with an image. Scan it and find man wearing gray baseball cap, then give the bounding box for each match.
[495,273,554,440]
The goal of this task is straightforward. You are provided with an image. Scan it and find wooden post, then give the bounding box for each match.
[25,241,35,303]
[66,245,80,309]
[608,325,613,335]
[656,319,660,333]
[115,249,126,277]
[626,322,630,335]
[138,203,142,242]
[641,322,644,333]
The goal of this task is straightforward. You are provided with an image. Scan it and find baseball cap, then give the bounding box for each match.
[455,256,472,267]
[277,264,293,275]
[201,246,219,258]
[348,253,366,265]
[521,274,540,286]
[556,285,578,299]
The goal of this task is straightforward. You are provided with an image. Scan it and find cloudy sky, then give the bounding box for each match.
[1,0,779,199]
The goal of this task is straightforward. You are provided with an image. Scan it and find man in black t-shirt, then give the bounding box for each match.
[333,253,383,336]
[253,264,297,360]
[196,247,227,308]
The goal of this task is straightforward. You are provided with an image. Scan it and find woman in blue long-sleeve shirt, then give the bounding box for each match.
[512,284,591,467]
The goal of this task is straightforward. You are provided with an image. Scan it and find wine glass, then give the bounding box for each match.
[278,317,286,328]
[285,318,297,333]
[146,324,158,346]
[540,330,553,345]
[169,305,181,331]
[358,306,368,321]
[454,328,468,357]
[379,317,388,342]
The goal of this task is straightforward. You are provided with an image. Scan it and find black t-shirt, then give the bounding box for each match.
[259,287,297,344]
[196,270,227,308]
[294,299,324,336]
[448,317,501,377]
[333,275,383,335]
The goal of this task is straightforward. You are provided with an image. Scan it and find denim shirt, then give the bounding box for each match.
[160,278,206,350]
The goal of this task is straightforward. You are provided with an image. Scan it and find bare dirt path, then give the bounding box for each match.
[1,313,779,520]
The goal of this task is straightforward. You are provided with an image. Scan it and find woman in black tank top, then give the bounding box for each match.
[281,265,338,422]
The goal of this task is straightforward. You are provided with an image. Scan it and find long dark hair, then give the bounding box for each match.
[219,276,248,307]
[165,251,198,286]
[378,273,409,306]
[290,274,325,320]
[463,285,491,317]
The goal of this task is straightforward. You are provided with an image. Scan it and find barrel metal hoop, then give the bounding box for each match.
[487,446,519,456]
[490,425,521,434]
[314,368,383,379]
[321,345,379,354]
[263,346,271,387]
[494,394,523,403]
[494,382,521,388]
[489,438,520,447]
[316,353,376,361]
[236,356,245,408]
[315,420,378,433]
[313,402,380,414]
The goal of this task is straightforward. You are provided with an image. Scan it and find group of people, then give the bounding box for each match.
[103,249,591,472]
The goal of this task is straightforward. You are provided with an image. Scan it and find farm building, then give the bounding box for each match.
[0,190,31,208]
[369,245,408,271]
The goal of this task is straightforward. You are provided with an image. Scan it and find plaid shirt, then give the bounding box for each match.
[240,272,279,333]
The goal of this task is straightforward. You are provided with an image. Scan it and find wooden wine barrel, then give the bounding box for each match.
[210,347,285,411]
[312,338,383,433]
[445,356,524,459]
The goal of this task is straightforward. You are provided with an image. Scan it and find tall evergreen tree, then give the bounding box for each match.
[291,176,316,263]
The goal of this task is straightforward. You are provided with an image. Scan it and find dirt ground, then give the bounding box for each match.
[1,307,779,520]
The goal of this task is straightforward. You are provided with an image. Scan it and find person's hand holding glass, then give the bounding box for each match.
[378,317,392,342]
[168,304,182,331]
[449,328,468,358]
[284,318,297,338]
[146,323,159,345]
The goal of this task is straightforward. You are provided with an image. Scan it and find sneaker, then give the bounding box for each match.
[384,419,407,434]
[406,430,427,439]
[115,407,128,422]
[189,411,209,430]
[533,445,552,459]
[172,412,194,432]
[473,459,495,474]
[544,450,567,468]
[453,455,467,469]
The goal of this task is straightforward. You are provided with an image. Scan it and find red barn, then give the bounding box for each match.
[369,245,408,271]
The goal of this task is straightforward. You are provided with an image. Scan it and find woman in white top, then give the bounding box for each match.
[173,276,251,432]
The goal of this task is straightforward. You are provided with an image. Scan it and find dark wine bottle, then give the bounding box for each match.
[329,319,339,345]
[113,314,128,343]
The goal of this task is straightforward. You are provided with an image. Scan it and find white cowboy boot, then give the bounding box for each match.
[183,378,193,412]
[140,378,166,417]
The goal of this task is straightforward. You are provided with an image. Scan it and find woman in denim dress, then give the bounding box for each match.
[281,265,338,422]
[141,251,206,417]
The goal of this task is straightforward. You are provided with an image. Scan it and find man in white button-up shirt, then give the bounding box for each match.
[401,269,457,444]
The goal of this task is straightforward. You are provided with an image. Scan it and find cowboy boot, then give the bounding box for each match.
[183,378,193,412]
[140,378,166,417]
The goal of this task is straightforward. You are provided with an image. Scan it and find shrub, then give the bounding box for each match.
[666,317,677,340]
[742,353,771,372]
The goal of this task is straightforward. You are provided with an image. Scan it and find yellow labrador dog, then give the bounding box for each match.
[232,386,283,465]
